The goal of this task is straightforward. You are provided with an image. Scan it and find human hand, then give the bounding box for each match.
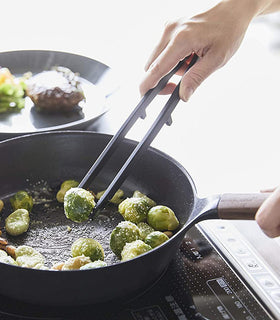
[255,186,280,238]
[139,0,260,101]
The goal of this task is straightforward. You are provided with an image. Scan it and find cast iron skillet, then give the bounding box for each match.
[0,131,268,306]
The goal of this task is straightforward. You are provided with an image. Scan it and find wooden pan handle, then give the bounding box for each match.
[217,193,271,220]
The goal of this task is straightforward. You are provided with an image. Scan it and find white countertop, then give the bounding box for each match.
[1,0,280,198]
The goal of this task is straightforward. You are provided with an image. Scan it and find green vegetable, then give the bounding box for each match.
[0,250,17,266]
[56,179,79,203]
[71,238,104,262]
[118,197,150,224]
[15,245,45,269]
[80,260,107,270]
[62,255,92,270]
[121,240,152,261]
[110,221,141,258]
[144,231,169,248]
[96,189,124,204]
[0,199,4,212]
[10,190,33,212]
[64,187,95,223]
[137,222,155,240]
[5,209,30,236]
[0,250,7,258]
[147,205,179,231]
[132,190,156,208]
[0,67,27,113]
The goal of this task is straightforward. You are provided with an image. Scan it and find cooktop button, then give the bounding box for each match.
[256,275,278,289]
[232,245,250,256]
[215,224,227,231]
[270,289,280,303]
[242,258,263,272]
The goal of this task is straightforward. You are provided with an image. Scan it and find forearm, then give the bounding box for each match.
[256,0,280,14]
[222,0,280,18]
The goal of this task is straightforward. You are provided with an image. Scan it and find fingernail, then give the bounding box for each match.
[180,87,194,102]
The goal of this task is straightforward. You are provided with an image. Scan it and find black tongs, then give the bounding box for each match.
[79,54,198,212]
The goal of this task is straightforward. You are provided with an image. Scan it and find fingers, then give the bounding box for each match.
[140,41,192,97]
[144,20,179,71]
[159,82,177,95]
[179,50,221,101]
[255,186,280,238]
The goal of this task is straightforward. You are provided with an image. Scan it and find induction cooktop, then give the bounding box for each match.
[0,224,275,320]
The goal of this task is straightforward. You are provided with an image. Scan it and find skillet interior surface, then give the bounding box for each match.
[0,131,196,268]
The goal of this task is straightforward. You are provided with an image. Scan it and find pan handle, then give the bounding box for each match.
[217,193,271,219]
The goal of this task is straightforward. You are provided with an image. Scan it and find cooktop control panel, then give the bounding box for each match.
[199,220,280,320]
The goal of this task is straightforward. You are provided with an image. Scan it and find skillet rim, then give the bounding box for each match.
[0,130,198,271]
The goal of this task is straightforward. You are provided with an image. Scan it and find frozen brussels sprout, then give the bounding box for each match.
[71,238,104,262]
[133,190,156,208]
[121,240,152,261]
[10,191,33,212]
[62,255,92,270]
[118,197,150,224]
[15,245,46,269]
[110,221,141,258]
[0,250,17,266]
[147,205,179,231]
[145,231,169,248]
[80,260,107,270]
[0,200,4,212]
[137,222,155,240]
[56,179,79,203]
[64,187,95,223]
[96,189,124,205]
[5,209,30,236]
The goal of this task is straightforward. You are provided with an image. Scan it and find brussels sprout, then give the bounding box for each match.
[0,250,17,266]
[0,250,7,258]
[33,265,49,270]
[137,222,155,240]
[163,231,173,238]
[110,221,141,258]
[96,189,124,205]
[64,187,95,223]
[5,209,30,236]
[0,200,4,212]
[145,231,169,248]
[62,255,92,270]
[56,179,79,203]
[15,245,45,269]
[51,262,65,271]
[132,190,156,208]
[147,205,179,231]
[80,260,107,270]
[118,197,150,224]
[71,238,104,262]
[121,240,152,261]
[10,191,33,212]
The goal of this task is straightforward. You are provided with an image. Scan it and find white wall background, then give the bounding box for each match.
[1,0,280,198]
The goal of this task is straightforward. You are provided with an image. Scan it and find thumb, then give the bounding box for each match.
[255,186,280,238]
[179,53,221,101]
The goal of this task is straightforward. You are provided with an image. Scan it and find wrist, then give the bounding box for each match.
[221,0,280,17]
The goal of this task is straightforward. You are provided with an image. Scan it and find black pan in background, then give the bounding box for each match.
[0,50,117,140]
